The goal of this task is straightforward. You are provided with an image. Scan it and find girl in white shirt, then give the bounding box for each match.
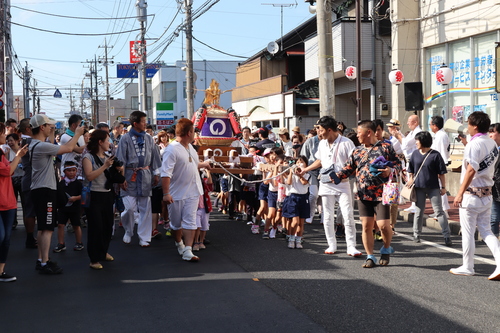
[283,156,310,249]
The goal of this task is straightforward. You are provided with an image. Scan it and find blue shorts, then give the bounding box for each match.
[282,193,310,219]
[281,196,293,218]
[268,190,278,208]
[258,183,269,201]
[220,178,229,193]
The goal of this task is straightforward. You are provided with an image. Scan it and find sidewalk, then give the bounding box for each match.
[398,195,461,235]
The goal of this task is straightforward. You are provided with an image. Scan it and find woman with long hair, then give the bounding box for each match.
[0,123,28,281]
[82,129,121,269]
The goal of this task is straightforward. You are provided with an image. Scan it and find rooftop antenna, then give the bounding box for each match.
[261,1,298,53]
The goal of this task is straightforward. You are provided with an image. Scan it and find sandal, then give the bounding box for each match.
[379,254,390,266]
[379,246,395,265]
[362,258,376,268]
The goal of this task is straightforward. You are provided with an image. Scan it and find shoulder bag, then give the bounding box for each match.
[401,150,432,202]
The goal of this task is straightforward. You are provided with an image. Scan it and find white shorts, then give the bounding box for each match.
[168,196,199,230]
[196,208,210,231]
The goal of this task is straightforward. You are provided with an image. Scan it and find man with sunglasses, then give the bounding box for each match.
[30,114,84,275]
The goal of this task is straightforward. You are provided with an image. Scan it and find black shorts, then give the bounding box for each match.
[58,210,81,227]
[151,187,164,214]
[357,200,390,220]
[32,188,57,231]
[21,190,36,218]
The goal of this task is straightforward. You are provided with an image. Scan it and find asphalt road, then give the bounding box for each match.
[1,208,500,333]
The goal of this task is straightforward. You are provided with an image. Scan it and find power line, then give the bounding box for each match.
[9,21,140,36]
[11,5,155,20]
[192,35,247,59]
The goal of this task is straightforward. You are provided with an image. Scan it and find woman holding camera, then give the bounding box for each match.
[82,129,121,269]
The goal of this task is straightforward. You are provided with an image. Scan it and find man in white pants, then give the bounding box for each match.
[162,118,211,261]
[430,116,450,218]
[451,111,500,280]
[300,116,362,256]
[301,131,321,224]
[116,111,162,247]
[401,114,422,213]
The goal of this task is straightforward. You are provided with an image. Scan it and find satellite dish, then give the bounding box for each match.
[267,41,279,55]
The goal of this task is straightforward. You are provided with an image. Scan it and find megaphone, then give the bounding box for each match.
[443,119,468,135]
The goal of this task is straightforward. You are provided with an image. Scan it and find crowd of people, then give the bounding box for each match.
[0,111,499,282]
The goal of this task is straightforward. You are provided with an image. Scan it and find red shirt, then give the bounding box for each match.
[0,155,16,211]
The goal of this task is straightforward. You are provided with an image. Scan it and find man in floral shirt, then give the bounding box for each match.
[335,120,401,268]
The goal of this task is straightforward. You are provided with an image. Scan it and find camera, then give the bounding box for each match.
[112,159,124,168]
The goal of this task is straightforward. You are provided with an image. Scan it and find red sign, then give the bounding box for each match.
[130,41,145,63]
[157,120,174,126]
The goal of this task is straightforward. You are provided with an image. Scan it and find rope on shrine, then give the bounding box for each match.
[212,160,296,185]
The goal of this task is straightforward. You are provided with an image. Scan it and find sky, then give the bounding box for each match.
[10,0,315,120]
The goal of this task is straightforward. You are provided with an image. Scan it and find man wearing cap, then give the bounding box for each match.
[30,114,85,274]
[299,116,362,256]
[386,119,404,156]
[266,124,276,142]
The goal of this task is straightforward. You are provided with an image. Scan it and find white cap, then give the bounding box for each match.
[263,148,272,156]
[30,114,56,129]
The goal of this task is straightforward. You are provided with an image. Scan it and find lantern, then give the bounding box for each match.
[388,69,404,85]
[436,65,453,85]
[345,66,357,80]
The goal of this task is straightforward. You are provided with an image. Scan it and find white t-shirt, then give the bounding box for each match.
[314,135,354,196]
[290,173,310,195]
[60,133,85,172]
[461,134,498,188]
[431,129,450,163]
[389,136,404,155]
[402,125,422,161]
[161,141,202,201]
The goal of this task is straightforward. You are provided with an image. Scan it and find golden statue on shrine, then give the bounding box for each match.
[203,79,221,106]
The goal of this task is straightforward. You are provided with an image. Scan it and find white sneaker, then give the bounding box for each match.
[324,247,336,254]
[269,228,277,239]
[182,247,199,262]
[404,207,416,213]
[122,233,131,244]
[175,241,185,255]
[450,266,475,276]
[347,246,362,257]
[488,267,500,280]
[305,218,312,224]
[295,240,303,249]
[287,240,295,249]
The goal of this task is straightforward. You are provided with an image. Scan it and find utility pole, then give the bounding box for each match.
[355,0,361,121]
[1,0,13,120]
[99,38,114,125]
[94,56,99,125]
[23,63,30,118]
[32,78,36,113]
[309,0,335,118]
[136,0,148,116]
[184,0,194,119]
